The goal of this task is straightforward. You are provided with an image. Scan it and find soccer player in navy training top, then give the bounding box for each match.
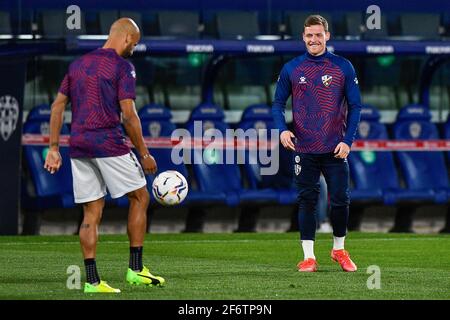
[272,15,361,272]
[44,18,165,292]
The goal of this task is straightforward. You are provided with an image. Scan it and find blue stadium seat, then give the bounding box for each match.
[117,103,226,208]
[347,104,446,231]
[388,104,449,232]
[0,11,12,37]
[22,104,75,211]
[443,113,450,232]
[238,104,294,203]
[444,113,450,164]
[187,103,283,207]
[348,105,396,205]
[185,104,239,207]
[215,11,260,40]
[350,104,449,206]
[157,11,200,39]
[38,9,86,38]
[98,10,119,35]
[393,104,448,204]
[399,13,441,40]
[347,105,396,230]
[238,104,285,202]
[186,103,286,232]
[237,103,300,232]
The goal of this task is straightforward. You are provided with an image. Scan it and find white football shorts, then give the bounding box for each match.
[70,152,147,203]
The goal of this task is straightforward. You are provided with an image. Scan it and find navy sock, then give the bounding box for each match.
[84,258,100,285]
[330,205,349,237]
[129,246,143,272]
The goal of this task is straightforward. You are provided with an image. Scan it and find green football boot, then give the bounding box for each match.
[126,266,165,287]
[84,280,121,293]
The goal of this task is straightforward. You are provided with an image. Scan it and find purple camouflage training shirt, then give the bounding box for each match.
[58,48,136,158]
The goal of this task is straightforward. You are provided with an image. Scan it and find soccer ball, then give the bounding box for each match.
[152,170,188,206]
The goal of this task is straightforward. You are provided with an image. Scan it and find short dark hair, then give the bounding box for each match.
[304,15,329,32]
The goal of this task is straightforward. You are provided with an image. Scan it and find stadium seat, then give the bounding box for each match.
[215,11,260,39]
[443,12,450,39]
[185,104,241,206]
[442,113,450,232]
[392,104,449,231]
[348,104,447,231]
[343,11,363,40]
[6,9,33,36]
[39,10,85,38]
[85,10,136,36]
[444,113,450,164]
[118,103,226,205]
[98,10,119,35]
[38,10,65,38]
[157,11,200,39]
[21,104,75,234]
[214,10,282,110]
[116,104,227,232]
[362,14,389,40]
[237,104,292,200]
[347,105,397,229]
[185,103,285,231]
[0,11,12,37]
[348,105,392,205]
[236,104,287,231]
[394,104,448,203]
[399,13,441,40]
[259,9,283,36]
[150,11,202,109]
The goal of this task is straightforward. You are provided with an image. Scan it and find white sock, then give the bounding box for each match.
[333,236,345,250]
[301,240,315,260]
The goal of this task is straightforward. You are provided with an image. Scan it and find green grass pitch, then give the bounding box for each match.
[0,232,449,300]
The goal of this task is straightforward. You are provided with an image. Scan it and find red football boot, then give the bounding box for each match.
[331,249,357,272]
[297,258,318,272]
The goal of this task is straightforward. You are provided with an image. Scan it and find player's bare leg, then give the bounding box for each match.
[127,186,149,247]
[80,198,105,259]
[126,186,165,286]
[79,197,120,292]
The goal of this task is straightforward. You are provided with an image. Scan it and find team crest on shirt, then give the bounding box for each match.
[299,76,307,84]
[321,75,332,87]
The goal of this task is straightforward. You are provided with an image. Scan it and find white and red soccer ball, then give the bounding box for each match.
[151,170,188,206]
